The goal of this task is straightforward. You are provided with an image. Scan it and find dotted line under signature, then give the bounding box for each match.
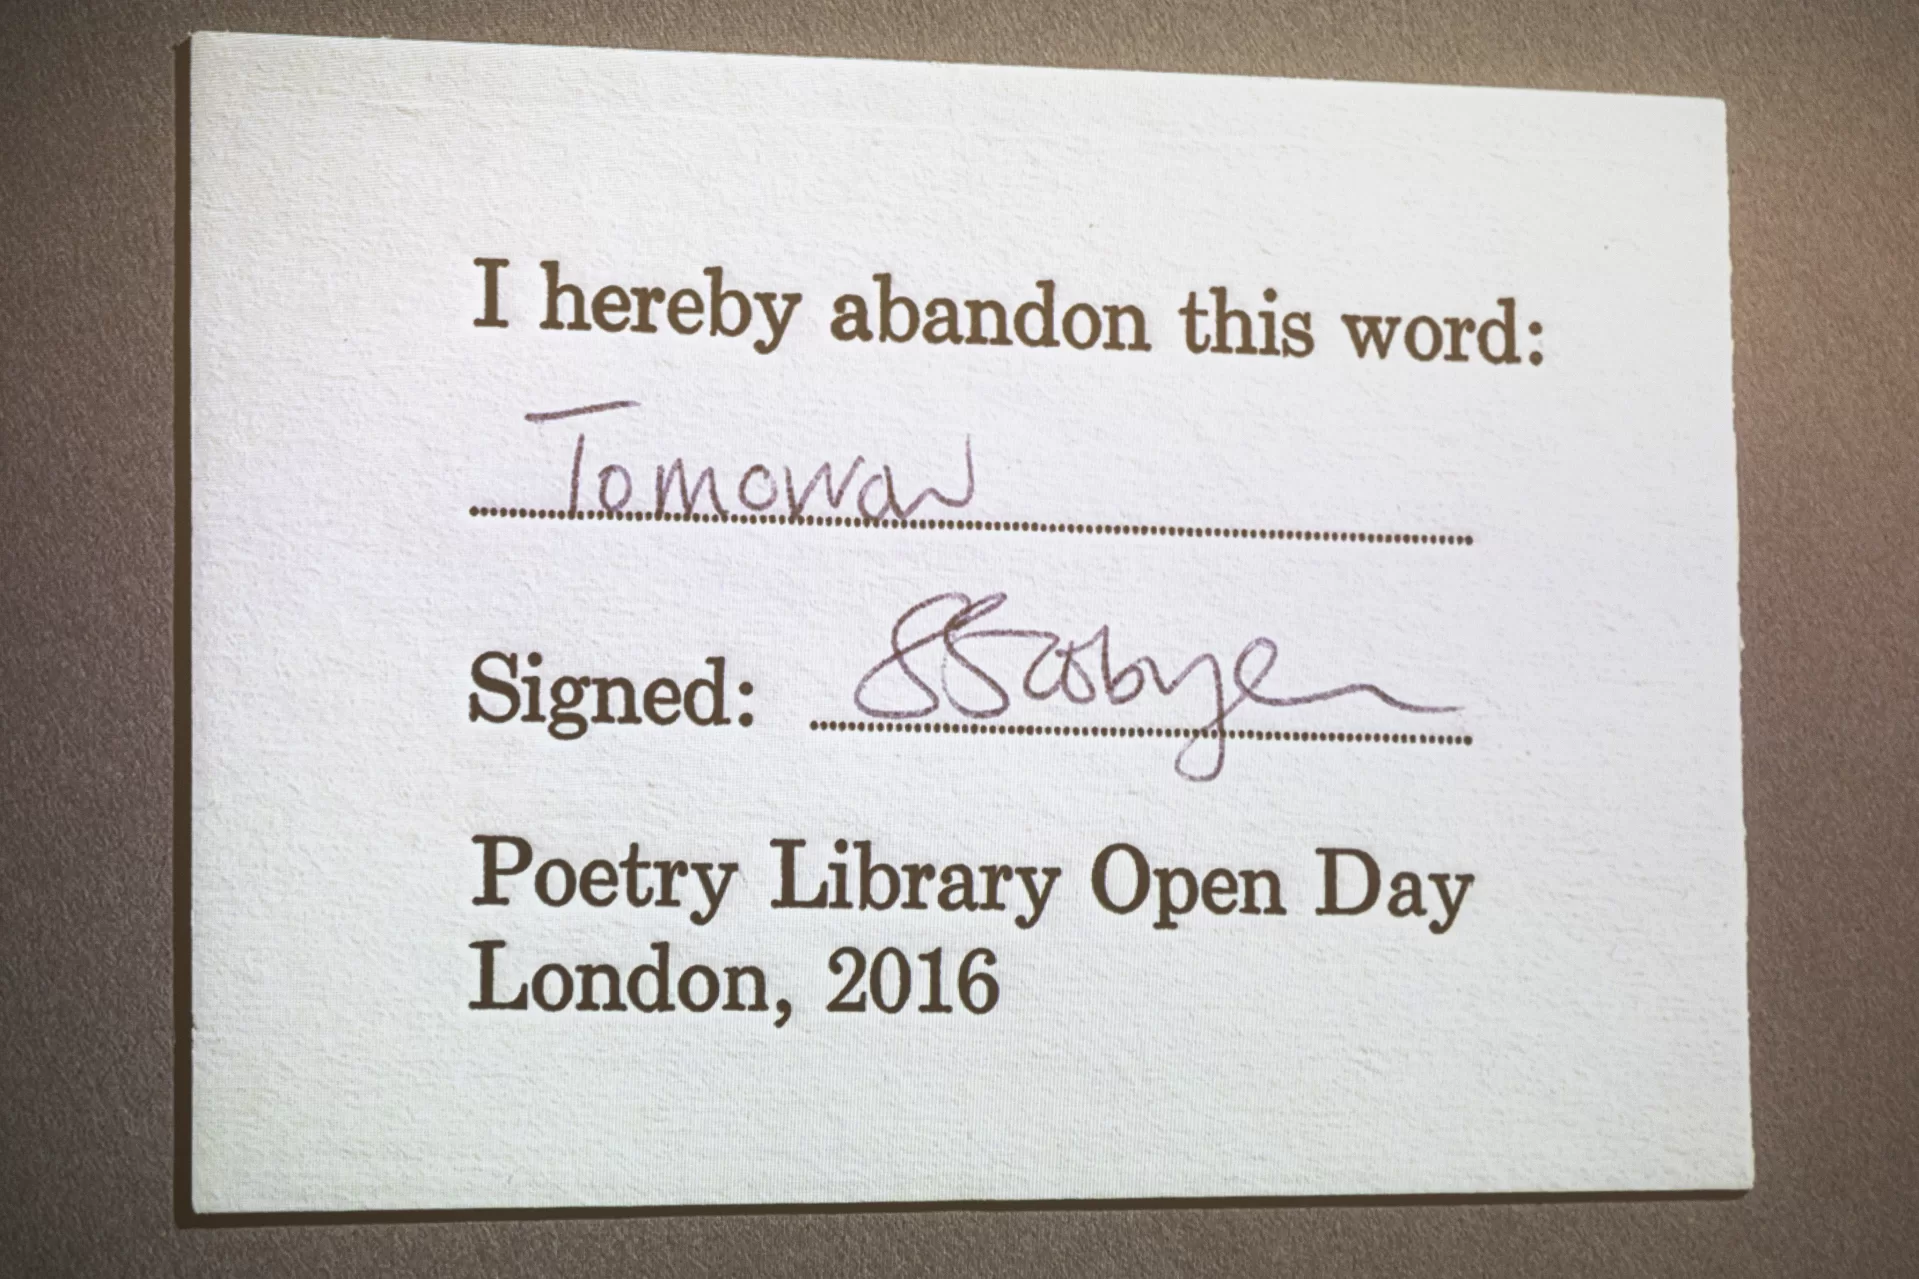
[809,720,1471,745]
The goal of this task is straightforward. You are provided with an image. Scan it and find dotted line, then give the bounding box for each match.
[809,720,1471,745]
[468,507,1473,545]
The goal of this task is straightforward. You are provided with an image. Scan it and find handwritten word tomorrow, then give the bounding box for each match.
[564,431,975,524]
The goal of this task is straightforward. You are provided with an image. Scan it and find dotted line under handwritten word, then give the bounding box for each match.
[468,507,1473,545]
[808,720,1471,745]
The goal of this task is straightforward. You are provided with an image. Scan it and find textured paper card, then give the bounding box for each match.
[187,31,1748,1214]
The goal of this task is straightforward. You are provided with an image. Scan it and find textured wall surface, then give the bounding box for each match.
[1,1,1915,1274]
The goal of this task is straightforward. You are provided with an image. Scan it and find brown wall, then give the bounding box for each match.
[3,1,1916,1273]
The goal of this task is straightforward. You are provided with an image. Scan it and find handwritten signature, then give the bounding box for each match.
[854,591,1461,781]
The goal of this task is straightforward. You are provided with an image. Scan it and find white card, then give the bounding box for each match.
[187,31,1748,1214]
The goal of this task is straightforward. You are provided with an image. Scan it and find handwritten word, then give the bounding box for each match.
[854,591,1461,781]
[566,432,975,522]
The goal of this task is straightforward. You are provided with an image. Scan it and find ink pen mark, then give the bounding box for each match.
[524,399,640,423]
[854,590,1462,782]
